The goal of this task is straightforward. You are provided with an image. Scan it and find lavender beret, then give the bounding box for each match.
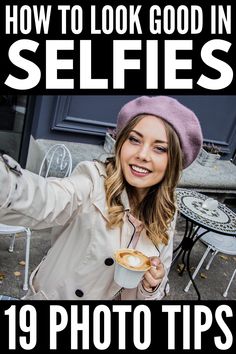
[116,96,203,168]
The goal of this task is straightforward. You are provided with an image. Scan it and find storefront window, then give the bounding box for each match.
[0,95,28,161]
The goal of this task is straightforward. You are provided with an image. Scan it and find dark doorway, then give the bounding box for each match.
[0,95,32,166]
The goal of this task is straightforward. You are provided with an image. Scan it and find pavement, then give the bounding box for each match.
[0,204,236,301]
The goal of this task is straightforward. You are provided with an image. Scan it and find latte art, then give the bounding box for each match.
[127,255,141,267]
[115,249,151,271]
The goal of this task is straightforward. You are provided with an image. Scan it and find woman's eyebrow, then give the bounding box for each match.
[131,129,168,144]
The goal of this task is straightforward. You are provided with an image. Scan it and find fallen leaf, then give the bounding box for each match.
[220,255,228,261]
[19,261,26,266]
[14,271,21,277]
[0,273,5,281]
[200,273,207,279]
[177,263,185,273]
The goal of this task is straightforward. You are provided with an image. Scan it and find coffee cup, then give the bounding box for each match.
[114,249,151,288]
[202,198,218,211]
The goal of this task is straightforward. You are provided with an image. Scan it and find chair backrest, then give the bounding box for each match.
[38,144,73,178]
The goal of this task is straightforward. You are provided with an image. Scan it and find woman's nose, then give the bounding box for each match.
[136,145,151,161]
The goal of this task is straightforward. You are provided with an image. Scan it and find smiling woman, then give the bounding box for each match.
[0,95,203,300]
[105,111,183,247]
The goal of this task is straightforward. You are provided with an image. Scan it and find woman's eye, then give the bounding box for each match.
[128,136,140,144]
[154,146,168,153]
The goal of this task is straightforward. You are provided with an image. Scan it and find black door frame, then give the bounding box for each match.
[19,96,36,167]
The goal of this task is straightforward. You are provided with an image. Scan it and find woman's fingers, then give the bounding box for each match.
[142,257,165,290]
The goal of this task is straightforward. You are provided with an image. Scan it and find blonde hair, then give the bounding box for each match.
[104,115,183,245]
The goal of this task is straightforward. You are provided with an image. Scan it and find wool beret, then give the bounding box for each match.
[116,96,203,168]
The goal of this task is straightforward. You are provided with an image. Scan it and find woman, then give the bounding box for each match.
[0,96,203,300]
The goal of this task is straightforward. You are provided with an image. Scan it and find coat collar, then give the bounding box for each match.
[94,160,107,177]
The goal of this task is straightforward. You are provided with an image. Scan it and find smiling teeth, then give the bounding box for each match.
[131,165,150,174]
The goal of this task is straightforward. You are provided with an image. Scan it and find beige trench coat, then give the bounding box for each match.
[0,155,176,300]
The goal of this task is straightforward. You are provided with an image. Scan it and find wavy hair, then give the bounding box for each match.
[104,115,183,245]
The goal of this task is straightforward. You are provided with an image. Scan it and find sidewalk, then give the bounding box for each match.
[168,215,236,300]
[0,214,236,301]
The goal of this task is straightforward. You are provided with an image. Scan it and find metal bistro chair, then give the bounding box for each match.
[38,143,72,178]
[0,224,31,291]
[184,227,236,297]
[0,143,72,291]
[0,294,19,300]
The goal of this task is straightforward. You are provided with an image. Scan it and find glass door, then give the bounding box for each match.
[0,95,28,161]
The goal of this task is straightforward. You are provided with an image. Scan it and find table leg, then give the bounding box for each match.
[173,219,199,274]
[172,219,193,265]
[172,217,211,299]
[179,224,200,274]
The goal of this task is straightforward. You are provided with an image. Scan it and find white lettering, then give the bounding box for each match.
[162,305,181,350]
[165,40,193,89]
[149,5,203,34]
[46,40,74,89]
[4,39,41,90]
[58,5,83,34]
[146,40,158,89]
[113,305,132,349]
[194,305,213,350]
[93,305,111,350]
[5,5,51,34]
[91,5,142,34]
[50,306,68,350]
[80,40,108,89]
[214,305,233,350]
[133,305,151,350]
[113,40,141,89]
[71,305,90,349]
[197,39,233,90]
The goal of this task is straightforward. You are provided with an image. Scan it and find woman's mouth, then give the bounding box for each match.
[130,164,151,177]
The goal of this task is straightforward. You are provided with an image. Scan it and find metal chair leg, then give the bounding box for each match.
[184,245,212,292]
[205,250,219,270]
[8,234,16,252]
[23,228,31,291]
[223,269,236,298]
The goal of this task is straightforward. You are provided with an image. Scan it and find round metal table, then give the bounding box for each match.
[174,188,236,299]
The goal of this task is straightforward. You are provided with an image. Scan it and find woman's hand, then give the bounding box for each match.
[142,257,165,292]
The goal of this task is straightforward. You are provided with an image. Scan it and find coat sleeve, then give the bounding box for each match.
[120,212,177,300]
[0,155,95,229]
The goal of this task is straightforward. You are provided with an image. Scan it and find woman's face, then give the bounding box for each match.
[120,115,168,201]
